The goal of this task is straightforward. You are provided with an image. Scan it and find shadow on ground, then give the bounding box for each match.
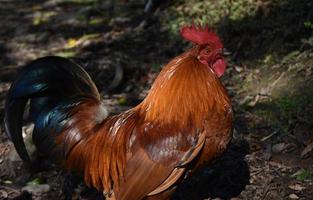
[173,139,250,200]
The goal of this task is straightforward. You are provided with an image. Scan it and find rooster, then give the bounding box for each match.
[4,24,233,200]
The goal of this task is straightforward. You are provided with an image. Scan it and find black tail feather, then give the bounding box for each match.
[4,98,30,162]
[4,56,100,163]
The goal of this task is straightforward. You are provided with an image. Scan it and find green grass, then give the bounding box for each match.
[55,51,77,58]
[161,0,260,32]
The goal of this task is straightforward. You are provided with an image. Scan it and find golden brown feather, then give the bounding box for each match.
[5,25,233,200]
[50,46,232,199]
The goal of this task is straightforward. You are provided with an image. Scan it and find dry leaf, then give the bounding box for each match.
[65,38,79,49]
[0,190,8,198]
[289,193,299,199]
[288,183,306,191]
[235,66,243,72]
[301,141,313,158]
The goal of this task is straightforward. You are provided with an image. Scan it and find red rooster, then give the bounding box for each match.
[4,24,232,200]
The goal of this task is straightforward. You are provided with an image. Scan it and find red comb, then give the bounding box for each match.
[180,24,223,48]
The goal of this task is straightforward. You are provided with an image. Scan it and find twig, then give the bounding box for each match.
[261,130,279,142]
[270,72,285,89]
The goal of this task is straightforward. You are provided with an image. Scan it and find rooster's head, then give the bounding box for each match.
[180,24,226,77]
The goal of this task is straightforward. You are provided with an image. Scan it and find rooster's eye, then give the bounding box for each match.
[203,48,211,54]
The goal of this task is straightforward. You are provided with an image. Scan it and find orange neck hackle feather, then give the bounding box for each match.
[139,47,230,128]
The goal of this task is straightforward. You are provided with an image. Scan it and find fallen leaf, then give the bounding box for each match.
[283,143,297,153]
[66,38,79,49]
[235,66,243,72]
[289,193,299,199]
[0,189,8,198]
[301,141,313,158]
[288,183,306,191]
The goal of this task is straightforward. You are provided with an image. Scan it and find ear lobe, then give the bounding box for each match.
[212,59,226,77]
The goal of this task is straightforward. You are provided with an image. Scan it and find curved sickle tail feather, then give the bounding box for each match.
[4,56,100,163]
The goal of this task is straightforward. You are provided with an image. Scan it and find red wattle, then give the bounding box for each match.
[212,59,226,77]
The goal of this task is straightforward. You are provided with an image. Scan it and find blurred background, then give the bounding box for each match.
[0,0,312,199]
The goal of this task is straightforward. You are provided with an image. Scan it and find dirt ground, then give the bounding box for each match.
[0,0,313,200]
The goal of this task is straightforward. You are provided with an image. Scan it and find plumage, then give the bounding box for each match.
[4,24,233,200]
